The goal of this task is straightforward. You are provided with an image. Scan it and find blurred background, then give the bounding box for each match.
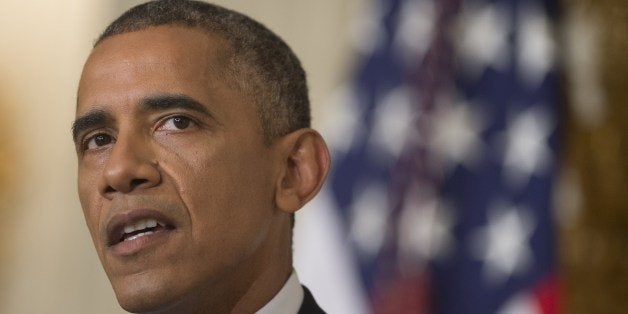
[0,0,626,313]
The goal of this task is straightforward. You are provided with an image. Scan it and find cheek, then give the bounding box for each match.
[77,164,104,238]
[169,141,277,253]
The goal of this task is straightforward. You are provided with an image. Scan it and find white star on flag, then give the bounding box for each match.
[429,97,485,173]
[501,106,554,188]
[518,2,555,88]
[457,2,511,78]
[398,184,455,267]
[471,202,536,285]
[394,0,436,65]
[497,291,542,314]
[349,183,389,257]
[322,85,364,155]
[348,0,387,55]
[371,86,415,161]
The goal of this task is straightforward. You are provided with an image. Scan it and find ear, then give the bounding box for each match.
[274,129,330,213]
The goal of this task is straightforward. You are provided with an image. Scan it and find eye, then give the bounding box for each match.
[159,115,194,131]
[85,133,113,150]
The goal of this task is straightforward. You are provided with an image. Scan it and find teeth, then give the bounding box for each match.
[125,231,154,242]
[122,218,159,235]
[146,219,157,228]
[124,225,135,234]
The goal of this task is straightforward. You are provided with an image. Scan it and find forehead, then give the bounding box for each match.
[88,25,230,72]
[77,25,233,115]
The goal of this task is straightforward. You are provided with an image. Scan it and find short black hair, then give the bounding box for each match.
[97,0,311,143]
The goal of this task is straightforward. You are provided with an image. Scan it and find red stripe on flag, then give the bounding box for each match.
[534,275,561,314]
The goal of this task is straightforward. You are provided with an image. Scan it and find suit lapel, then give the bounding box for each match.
[298,285,326,314]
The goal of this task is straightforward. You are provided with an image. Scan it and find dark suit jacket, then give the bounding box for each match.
[298,286,326,314]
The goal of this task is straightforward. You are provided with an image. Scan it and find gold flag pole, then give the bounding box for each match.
[561,1,628,313]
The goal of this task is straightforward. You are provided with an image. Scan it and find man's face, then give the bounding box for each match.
[75,26,282,311]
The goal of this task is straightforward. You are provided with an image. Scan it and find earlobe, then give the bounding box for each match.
[275,129,330,213]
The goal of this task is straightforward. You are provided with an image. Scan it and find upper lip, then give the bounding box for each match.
[105,209,176,246]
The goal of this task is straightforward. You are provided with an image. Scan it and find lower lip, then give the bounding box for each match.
[109,228,173,256]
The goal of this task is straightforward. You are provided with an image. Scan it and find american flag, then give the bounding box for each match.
[325,0,561,312]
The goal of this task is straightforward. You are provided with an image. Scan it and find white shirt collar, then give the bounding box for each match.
[255,271,304,314]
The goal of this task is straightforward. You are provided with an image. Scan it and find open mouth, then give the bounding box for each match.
[107,211,176,247]
[116,218,173,244]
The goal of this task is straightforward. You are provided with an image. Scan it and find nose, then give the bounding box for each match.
[99,132,161,197]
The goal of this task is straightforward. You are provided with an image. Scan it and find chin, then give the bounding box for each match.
[116,290,174,313]
[111,275,187,313]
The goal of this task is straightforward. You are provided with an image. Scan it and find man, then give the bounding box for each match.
[72,0,330,313]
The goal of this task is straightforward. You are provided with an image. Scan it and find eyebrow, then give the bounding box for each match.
[140,94,211,117]
[71,109,112,143]
[71,94,213,143]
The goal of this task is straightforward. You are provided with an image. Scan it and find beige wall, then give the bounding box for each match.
[0,1,356,312]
